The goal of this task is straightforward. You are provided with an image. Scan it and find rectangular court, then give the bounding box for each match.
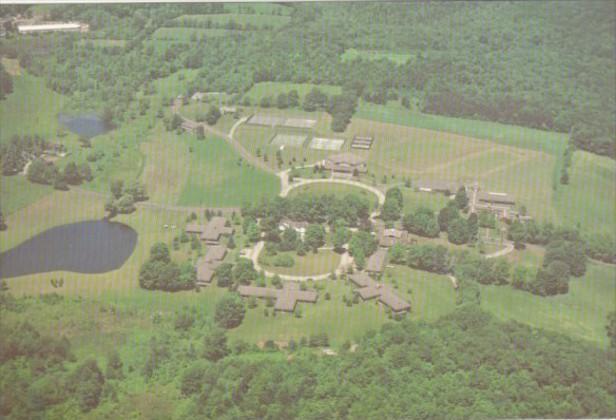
[309,137,345,151]
[270,133,308,147]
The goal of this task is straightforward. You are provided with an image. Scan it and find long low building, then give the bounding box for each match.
[185,217,234,245]
[17,22,89,33]
[365,248,388,274]
[238,283,318,312]
[195,244,228,286]
[477,191,515,206]
[348,270,410,314]
[415,180,460,194]
[323,152,367,174]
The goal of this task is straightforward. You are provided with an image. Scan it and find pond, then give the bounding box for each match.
[0,220,137,279]
[58,113,112,138]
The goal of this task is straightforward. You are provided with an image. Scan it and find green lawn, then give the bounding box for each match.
[0,73,68,144]
[356,101,568,157]
[0,176,53,215]
[480,262,616,348]
[401,188,451,213]
[341,48,413,65]
[553,151,616,235]
[259,249,341,277]
[178,135,280,207]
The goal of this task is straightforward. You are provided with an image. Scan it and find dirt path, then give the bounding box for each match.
[484,241,515,259]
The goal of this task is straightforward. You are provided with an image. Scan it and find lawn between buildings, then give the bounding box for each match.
[258,249,342,277]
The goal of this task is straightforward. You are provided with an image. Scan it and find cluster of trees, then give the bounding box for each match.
[508,219,615,264]
[454,251,511,286]
[105,179,148,217]
[214,258,258,289]
[402,206,440,238]
[347,230,377,269]
[27,159,93,191]
[178,307,616,419]
[214,293,246,329]
[381,186,403,222]
[0,134,57,175]
[254,89,299,109]
[389,243,451,274]
[242,193,371,229]
[138,243,195,291]
[0,319,109,415]
[0,61,13,100]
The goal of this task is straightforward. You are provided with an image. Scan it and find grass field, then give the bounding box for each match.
[341,48,413,64]
[259,249,341,276]
[356,101,568,157]
[244,82,342,104]
[77,39,127,48]
[480,262,616,348]
[178,135,280,206]
[288,183,380,210]
[400,188,451,213]
[139,125,191,205]
[0,73,68,144]
[173,13,291,29]
[552,151,616,234]
[0,176,53,215]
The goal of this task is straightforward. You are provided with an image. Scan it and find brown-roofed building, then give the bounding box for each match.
[186,224,205,234]
[201,217,234,244]
[196,263,215,285]
[349,272,375,288]
[415,180,460,195]
[323,153,367,174]
[366,248,388,274]
[204,245,227,262]
[378,289,411,313]
[349,271,411,314]
[237,283,318,312]
[477,191,515,206]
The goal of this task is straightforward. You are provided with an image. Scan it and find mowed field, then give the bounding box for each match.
[0,72,67,144]
[288,183,380,210]
[178,134,280,207]
[259,249,341,276]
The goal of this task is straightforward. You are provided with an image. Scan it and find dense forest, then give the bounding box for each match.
[1,2,614,156]
[1,293,614,419]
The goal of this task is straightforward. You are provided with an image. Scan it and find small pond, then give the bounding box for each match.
[0,220,137,279]
[58,113,112,138]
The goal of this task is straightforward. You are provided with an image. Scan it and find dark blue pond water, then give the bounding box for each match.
[58,113,112,138]
[0,220,137,279]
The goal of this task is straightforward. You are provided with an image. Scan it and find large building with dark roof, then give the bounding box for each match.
[348,270,411,314]
[323,153,367,174]
[238,283,318,312]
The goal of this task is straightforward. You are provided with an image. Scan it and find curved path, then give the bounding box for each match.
[485,241,515,259]
[246,241,353,281]
[281,177,386,206]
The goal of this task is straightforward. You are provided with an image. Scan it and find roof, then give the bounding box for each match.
[201,217,233,242]
[365,248,387,273]
[238,283,318,312]
[18,23,82,32]
[415,180,460,192]
[379,288,411,312]
[383,228,405,238]
[325,152,366,166]
[349,272,375,288]
[357,286,381,300]
[197,263,215,283]
[477,191,515,205]
[186,224,204,234]
[205,245,227,262]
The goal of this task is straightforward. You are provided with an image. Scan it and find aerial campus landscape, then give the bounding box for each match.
[0,2,615,419]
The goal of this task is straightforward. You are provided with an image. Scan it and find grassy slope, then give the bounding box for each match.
[480,262,615,348]
[0,73,67,144]
[178,135,280,207]
[0,176,53,215]
[553,151,616,234]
